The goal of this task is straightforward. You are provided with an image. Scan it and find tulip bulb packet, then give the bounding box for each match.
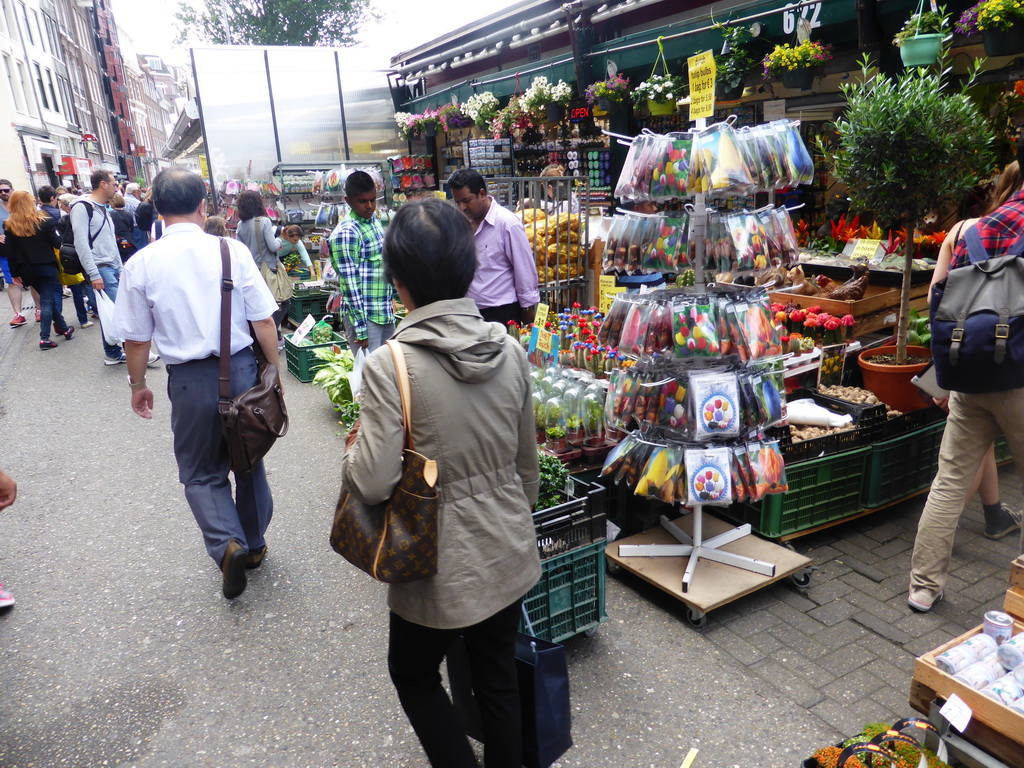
[685,447,733,506]
[691,371,741,440]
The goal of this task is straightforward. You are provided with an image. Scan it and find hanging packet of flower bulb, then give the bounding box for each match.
[739,299,783,359]
[700,122,754,195]
[628,135,662,201]
[643,301,675,356]
[737,372,762,432]
[635,443,684,504]
[727,212,757,272]
[597,292,629,347]
[618,299,648,356]
[687,131,708,194]
[731,444,753,503]
[733,128,763,194]
[650,135,693,200]
[604,368,627,428]
[645,216,689,272]
[705,212,734,275]
[756,207,785,265]
[753,124,788,189]
[773,119,815,186]
[747,439,789,498]
[600,431,640,479]
[657,373,688,432]
[616,437,654,489]
[603,216,628,273]
[691,371,741,440]
[772,207,801,266]
[685,446,733,506]
[614,139,644,201]
[631,216,662,273]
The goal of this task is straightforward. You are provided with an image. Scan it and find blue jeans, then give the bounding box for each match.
[97,264,121,358]
[28,263,67,341]
[69,282,97,324]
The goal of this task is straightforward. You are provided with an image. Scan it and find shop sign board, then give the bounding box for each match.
[688,50,716,120]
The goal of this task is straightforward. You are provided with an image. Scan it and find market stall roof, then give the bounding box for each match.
[165,107,203,162]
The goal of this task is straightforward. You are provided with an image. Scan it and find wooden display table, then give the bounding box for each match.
[770,282,930,337]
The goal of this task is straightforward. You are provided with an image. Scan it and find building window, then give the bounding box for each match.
[45,68,59,113]
[3,54,23,112]
[34,62,48,109]
[30,9,42,50]
[17,60,34,115]
[18,2,32,45]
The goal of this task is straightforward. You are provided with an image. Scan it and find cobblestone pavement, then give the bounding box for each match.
[1,304,1021,767]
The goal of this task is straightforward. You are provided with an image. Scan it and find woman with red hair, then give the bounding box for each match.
[3,190,72,349]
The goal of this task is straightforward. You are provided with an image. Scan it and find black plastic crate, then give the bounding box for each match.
[532,480,606,560]
[781,388,885,463]
[793,387,887,435]
[877,406,946,440]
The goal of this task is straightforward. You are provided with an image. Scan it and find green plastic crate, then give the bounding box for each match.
[520,539,607,643]
[284,332,346,383]
[287,289,330,325]
[862,420,946,508]
[721,447,871,538]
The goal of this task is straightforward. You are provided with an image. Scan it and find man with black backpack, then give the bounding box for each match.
[909,147,1024,612]
[70,169,157,367]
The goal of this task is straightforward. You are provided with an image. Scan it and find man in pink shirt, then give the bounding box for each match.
[448,169,539,326]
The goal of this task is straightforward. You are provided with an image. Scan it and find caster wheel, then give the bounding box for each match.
[606,557,622,576]
[584,627,598,638]
[789,570,812,590]
[686,608,707,628]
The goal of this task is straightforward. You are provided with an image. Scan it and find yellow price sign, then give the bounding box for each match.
[537,330,554,354]
[534,302,550,329]
[600,286,626,315]
[849,238,882,260]
[688,50,717,121]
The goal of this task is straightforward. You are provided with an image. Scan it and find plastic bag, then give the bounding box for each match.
[350,346,366,397]
[649,135,693,200]
[95,289,121,347]
[311,316,334,344]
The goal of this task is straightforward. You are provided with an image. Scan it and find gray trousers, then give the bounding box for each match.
[167,349,274,565]
[342,317,395,354]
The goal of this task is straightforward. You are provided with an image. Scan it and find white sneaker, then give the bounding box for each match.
[80,320,94,328]
[147,352,161,367]
[104,352,127,365]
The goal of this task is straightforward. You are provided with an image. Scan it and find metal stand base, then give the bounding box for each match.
[617,507,776,592]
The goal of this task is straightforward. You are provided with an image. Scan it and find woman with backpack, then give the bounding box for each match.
[3,191,73,349]
[236,190,290,348]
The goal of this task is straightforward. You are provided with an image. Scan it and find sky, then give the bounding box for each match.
[110,0,523,70]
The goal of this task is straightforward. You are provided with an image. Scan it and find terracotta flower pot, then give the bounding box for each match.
[857,345,932,413]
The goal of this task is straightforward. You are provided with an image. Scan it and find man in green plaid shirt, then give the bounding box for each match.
[328,171,396,352]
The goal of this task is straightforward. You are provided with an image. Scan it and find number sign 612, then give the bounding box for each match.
[783,0,823,34]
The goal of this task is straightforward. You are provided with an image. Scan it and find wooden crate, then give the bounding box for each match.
[909,556,1024,767]
[770,282,929,318]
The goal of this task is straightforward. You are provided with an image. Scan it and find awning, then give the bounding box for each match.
[24,137,62,166]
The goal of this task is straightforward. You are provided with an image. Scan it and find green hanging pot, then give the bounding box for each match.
[900,33,943,67]
[983,24,1024,57]
[647,99,676,116]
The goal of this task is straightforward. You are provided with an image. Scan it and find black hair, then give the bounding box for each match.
[236,189,264,221]
[383,198,476,307]
[345,170,376,198]
[90,168,113,190]
[38,185,56,203]
[152,168,206,216]
[447,168,487,196]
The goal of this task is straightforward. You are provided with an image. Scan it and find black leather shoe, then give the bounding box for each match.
[221,539,248,599]
[246,545,267,570]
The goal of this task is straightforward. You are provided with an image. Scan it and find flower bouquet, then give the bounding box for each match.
[762,40,832,90]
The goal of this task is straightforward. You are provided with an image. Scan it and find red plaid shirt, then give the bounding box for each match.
[950,189,1024,270]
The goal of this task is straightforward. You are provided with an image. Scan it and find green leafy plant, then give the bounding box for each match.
[311,346,356,405]
[819,57,994,364]
[546,426,566,440]
[908,309,931,347]
[893,10,948,46]
[536,451,569,510]
[714,24,758,93]
[566,415,582,431]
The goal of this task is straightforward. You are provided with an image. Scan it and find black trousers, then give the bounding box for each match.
[388,599,523,768]
[479,302,524,327]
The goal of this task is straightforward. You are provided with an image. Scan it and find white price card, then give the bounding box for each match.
[939,693,972,733]
[292,314,317,344]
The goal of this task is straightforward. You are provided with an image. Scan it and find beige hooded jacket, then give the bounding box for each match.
[340,298,541,629]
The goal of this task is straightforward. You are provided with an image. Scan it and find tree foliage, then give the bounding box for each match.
[820,57,995,363]
[175,0,378,47]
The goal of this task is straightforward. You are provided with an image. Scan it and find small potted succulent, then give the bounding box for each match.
[715,24,758,100]
[762,40,833,91]
[464,91,500,131]
[584,74,630,114]
[523,76,574,122]
[632,72,687,116]
[893,10,948,67]
[957,0,1024,56]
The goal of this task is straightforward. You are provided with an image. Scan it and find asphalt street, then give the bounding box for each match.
[0,300,841,768]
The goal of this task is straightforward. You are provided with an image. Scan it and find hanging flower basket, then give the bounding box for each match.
[646,98,676,116]
[983,24,1024,56]
[900,33,944,66]
[782,69,815,90]
[594,97,614,115]
[546,102,566,122]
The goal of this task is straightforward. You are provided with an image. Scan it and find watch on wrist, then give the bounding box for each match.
[127,375,147,389]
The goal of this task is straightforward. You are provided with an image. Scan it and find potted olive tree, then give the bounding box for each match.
[820,58,993,411]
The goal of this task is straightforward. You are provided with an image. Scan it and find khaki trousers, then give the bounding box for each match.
[910,388,1024,597]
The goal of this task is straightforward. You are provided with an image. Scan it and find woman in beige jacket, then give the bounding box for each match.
[340,198,541,768]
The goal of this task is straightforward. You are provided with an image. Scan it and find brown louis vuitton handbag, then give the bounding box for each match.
[330,340,440,584]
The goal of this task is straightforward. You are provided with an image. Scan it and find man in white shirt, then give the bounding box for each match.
[111,169,282,600]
